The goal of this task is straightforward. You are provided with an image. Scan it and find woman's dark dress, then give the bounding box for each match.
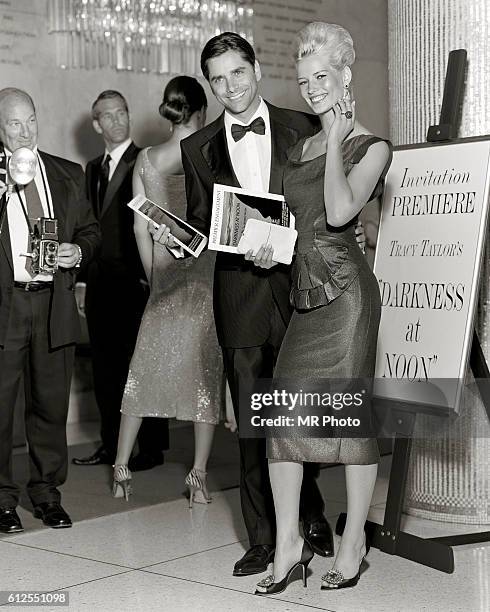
[268,134,391,464]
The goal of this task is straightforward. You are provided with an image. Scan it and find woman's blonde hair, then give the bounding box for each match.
[293,22,355,70]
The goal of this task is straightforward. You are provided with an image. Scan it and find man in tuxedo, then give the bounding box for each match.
[0,87,100,533]
[72,91,168,470]
[180,33,333,576]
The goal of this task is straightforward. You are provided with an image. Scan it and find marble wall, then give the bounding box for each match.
[388,0,490,524]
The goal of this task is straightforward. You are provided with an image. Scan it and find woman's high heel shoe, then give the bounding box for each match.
[321,563,363,590]
[185,468,211,508]
[112,465,132,501]
[321,534,368,590]
[255,540,314,596]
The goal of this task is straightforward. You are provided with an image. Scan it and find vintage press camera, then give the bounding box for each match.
[28,217,59,275]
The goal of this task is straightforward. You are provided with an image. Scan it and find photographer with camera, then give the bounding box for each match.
[0,88,100,534]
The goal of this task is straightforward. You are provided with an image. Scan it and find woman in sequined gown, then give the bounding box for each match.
[252,24,392,595]
[113,77,224,506]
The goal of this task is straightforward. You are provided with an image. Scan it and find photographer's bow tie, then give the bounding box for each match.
[231,117,266,142]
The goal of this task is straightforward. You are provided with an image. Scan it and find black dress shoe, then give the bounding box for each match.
[233,545,275,576]
[303,516,334,557]
[128,452,164,472]
[72,446,113,466]
[0,507,24,534]
[33,502,72,529]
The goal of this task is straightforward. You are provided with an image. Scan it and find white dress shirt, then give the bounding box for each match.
[224,97,271,193]
[103,138,132,180]
[5,148,54,282]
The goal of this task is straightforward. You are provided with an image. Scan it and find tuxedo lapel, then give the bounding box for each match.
[88,156,102,216]
[0,200,13,271]
[100,142,137,218]
[41,152,69,242]
[201,116,241,188]
[267,103,296,195]
[200,107,299,194]
[100,159,127,218]
[0,146,13,270]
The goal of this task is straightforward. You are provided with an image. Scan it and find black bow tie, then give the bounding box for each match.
[231,117,266,142]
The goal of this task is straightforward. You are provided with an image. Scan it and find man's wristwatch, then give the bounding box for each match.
[74,244,83,268]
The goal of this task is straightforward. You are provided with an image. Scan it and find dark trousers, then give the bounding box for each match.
[0,286,74,507]
[222,299,324,547]
[85,276,169,457]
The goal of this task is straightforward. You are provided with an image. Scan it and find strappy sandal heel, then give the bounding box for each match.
[185,468,212,508]
[112,464,132,501]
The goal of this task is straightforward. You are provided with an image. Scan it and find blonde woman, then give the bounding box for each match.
[251,23,392,595]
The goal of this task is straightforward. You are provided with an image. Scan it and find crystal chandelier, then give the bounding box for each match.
[48,0,254,75]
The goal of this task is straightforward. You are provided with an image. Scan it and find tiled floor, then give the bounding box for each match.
[1,453,489,612]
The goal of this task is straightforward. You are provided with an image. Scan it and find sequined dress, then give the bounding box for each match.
[121,148,223,424]
[268,135,391,464]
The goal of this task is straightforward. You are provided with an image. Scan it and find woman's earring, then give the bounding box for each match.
[343,83,351,101]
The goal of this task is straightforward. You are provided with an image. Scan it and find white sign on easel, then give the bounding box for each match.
[374,136,490,412]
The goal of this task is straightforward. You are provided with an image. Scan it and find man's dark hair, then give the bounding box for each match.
[91,90,128,119]
[200,32,255,81]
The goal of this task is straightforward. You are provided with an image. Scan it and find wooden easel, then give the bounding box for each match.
[336,50,490,574]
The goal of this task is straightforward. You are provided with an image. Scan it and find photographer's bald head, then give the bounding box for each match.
[0,88,38,152]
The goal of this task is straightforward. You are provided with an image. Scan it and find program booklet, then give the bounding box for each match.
[209,184,295,254]
[128,194,207,258]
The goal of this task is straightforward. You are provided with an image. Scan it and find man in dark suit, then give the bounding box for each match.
[0,87,100,533]
[72,91,168,470]
[180,33,333,576]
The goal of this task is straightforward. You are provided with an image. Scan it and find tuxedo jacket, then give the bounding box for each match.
[85,142,144,283]
[181,101,319,348]
[0,151,100,349]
